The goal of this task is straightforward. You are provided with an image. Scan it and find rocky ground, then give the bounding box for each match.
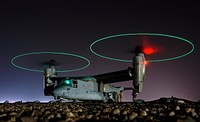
[0,98,199,122]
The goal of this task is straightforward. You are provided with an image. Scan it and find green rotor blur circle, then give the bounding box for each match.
[90,33,195,63]
[11,52,90,72]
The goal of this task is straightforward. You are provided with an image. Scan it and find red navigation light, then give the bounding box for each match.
[143,47,157,55]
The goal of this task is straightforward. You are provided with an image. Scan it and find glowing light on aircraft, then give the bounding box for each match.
[143,47,157,55]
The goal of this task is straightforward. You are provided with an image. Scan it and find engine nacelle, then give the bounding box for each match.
[133,53,146,93]
[43,66,57,96]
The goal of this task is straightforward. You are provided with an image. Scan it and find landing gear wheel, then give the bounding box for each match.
[113,92,119,102]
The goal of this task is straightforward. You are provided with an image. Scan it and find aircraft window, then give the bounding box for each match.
[73,80,77,88]
[73,80,77,84]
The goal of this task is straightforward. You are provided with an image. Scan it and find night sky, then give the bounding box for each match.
[0,0,200,102]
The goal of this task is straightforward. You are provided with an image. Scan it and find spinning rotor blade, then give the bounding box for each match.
[43,59,57,66]
[37,59,62,67]
[127,37,164,56]
[141,36,164,55]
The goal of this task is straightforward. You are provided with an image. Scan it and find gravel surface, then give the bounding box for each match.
[0,99,199,122]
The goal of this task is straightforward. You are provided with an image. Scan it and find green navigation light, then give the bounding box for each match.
[64,79,71,85]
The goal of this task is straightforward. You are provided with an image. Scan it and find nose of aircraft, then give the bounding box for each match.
[52,87,64,97]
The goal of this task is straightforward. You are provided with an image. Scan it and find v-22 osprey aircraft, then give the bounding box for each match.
[43,45,146,102]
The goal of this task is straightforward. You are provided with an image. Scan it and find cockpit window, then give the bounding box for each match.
[73,80,77,88]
